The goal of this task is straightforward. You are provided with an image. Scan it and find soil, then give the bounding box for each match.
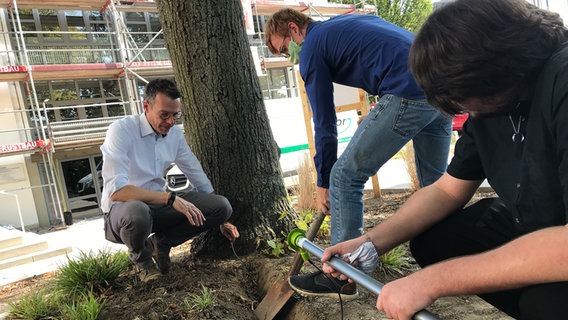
[0,190,514,320]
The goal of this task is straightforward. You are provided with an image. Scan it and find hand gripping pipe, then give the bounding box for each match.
[287,229,442,320]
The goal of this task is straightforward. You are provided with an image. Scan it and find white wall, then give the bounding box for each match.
[548,0,568,24]
[264,83,362,175]
[0,82,40,229]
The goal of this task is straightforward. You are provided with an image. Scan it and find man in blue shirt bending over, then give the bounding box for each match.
[265,9,452,298]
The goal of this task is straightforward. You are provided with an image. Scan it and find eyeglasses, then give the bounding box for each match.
[277,35,290,58]
[158,111,182,120]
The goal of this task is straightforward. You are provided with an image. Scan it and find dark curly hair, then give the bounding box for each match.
[409,0,566,114]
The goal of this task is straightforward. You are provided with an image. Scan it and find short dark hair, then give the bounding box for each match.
[409,0,566,114]
[144,78,181,105]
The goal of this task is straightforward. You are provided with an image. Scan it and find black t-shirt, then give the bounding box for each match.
[448,42,568,234]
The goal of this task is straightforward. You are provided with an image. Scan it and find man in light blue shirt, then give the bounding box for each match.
[101,79,239,282]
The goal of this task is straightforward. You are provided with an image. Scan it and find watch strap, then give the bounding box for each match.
[167,192,176,207]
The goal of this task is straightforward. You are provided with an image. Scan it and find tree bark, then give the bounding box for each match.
[156,0,296,256]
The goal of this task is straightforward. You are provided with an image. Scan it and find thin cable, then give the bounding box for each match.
[307,259,345,320]
[230,242,240,259]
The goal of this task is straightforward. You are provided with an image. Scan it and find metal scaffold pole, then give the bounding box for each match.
[9,0,64,225]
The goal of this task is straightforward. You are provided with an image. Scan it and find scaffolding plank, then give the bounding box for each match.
[0,0,108,10]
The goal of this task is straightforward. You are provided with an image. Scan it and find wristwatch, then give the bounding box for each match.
[167,191,177,207]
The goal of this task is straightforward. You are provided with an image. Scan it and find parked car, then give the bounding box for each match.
[165,164,192,192]
[452,114,469,136]
[77,161,103,202]
[77,161,189,203]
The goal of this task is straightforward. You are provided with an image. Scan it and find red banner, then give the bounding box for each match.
[0,139,50,153]
[0,66,27,73]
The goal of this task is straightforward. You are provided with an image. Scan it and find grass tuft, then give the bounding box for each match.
[378,245,413,276]
[293,153,318,211]
[62,291,105,320]
[56,248,130,298]
[184,285,216,311]
[8,288,62,319]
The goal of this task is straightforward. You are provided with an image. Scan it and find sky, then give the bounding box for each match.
[547,1,568,24]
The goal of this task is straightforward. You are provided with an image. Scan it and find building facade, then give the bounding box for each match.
[0,0,374,229]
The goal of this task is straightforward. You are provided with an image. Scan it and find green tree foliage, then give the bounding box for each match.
[331,0,432,32]
[374,0,432,32]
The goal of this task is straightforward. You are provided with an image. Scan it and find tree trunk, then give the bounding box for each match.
[156,0,296,256]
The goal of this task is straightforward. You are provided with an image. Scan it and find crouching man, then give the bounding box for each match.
[100,78,239,282]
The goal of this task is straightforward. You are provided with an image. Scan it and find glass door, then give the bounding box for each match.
[60,155,103,219]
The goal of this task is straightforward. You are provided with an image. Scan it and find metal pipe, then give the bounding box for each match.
[296,237,442,320]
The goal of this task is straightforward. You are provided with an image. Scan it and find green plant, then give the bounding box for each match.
[318,216,331,238]
[8,288,62,319]
[9,271,109,320]
[295,208,331,238]
[264,238,286,257]
[377,245,413,276]
[62,291,105,320]
[56,248,130,298]
[295,208,314,231]
[184,285,216,311]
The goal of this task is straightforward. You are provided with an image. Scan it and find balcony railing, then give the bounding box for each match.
[49,116,124,149]
[0,30,170,66]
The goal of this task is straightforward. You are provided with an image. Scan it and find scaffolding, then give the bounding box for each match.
[0,0,378,155]
[0,0,377,226]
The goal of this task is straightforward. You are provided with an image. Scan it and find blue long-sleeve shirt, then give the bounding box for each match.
[299,14,425,187]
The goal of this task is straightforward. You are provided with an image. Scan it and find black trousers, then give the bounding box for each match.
[410,198,568,320]
[104,191,232,268]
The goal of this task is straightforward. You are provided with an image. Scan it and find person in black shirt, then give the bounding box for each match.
[319,0,568,319]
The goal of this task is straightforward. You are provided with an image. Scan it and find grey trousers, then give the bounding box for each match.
[104,191,232,268]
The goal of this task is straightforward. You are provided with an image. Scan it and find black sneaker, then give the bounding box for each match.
[147,234,171,274]
[289,271,358,300]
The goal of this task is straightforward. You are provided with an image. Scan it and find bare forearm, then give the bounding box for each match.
[418,226,568,298]
[367,175,479,255]
[110,185,169,205]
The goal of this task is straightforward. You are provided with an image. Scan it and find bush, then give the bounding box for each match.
[9,249,126,319]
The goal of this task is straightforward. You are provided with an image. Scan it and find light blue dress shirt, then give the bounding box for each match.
[100,114,213,212]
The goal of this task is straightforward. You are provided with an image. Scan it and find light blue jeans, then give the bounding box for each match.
[330,94,452,244]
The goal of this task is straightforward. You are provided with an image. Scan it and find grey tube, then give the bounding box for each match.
[297,237,442,320]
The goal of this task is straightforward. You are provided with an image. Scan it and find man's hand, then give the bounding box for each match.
[220,222,240,243]
[376,272,436,320]
[317,187,330,215]
[172,196,206,226]
[321,235,368,280]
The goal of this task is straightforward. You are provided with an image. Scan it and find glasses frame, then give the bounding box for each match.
[158,110,182,120]
[278,35,290,58]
